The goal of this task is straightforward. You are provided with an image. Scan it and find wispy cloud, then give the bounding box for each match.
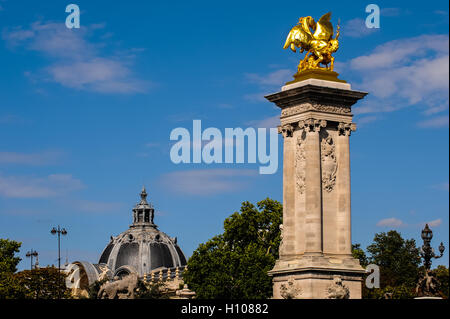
[245,69,292,87]
[244,69,293,103]
[0,114,24,124]
[381,8,403,17]
[0,150,63,165]
[0,173,83,198]
[2,21,149,93]
[426,219,442,227]
[376,217,405,228]
[159,169,258,196]
[245,115,279,129]
[342,18,378,38]
[417,115,449,128]
[70,199,124,213]
[348,34,449,127]
[431,182,449,192]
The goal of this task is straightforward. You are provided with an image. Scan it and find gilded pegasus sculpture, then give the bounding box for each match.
[284,12,340,74]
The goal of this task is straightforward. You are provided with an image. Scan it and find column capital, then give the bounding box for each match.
[278,124,294,138]
[298,118,327,133]
[338,122,356,136]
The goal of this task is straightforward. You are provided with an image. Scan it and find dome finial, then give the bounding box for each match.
[140,185,148,201]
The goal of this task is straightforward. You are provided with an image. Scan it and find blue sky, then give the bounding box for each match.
[0,0,448,271]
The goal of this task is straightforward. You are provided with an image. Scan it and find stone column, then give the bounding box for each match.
[336,122,356,255]
[266,79,367,299]
[279,124,295,257]
[300,119,326,255]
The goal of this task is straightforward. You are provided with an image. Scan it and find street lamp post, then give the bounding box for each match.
[25,249,38,270]
[420,223,445,271]
[416,223,445,297]
[50,225,68,298]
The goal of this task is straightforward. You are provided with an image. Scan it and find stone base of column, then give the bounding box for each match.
[269,256,365,299]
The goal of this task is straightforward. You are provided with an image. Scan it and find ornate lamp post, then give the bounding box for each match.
[420,224,445,271]
[25,249,38,270]
[416,224,445,297]
[50,225,68,298]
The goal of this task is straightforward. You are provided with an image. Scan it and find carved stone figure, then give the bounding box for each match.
[326,275,349,299]
[98,273,139,299]
[416,270,441,297]
[280,277,302,299]
[97,264,111,282]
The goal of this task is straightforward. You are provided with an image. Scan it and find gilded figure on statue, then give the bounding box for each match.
[284,12,340,74]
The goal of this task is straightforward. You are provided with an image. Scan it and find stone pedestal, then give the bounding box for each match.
[266,78,367,299]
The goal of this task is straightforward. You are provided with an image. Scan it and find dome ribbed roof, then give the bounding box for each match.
[98,187,187,277]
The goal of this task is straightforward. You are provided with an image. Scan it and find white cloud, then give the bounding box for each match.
[417,115,449,128]
[246,115,279,129]
[376,217,405,228]
[381,8,403,17]
[71,199,123,213]
[427,219,442,227]
[342,18,378,38]
[0,150,63,165]
[2,21,149,93]
[347,35,449,125]
[145,142,160,148]
[354,115,379,127]
[160,169,258,196]
[243,92,270,103]
[431,182,449,192]
[245,69,292,87]
[0,173,83,198]
[243,69,293,103]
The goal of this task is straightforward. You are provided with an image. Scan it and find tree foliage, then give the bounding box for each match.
[183,198,282,299]
[351,243,368,268]
[354,231,448,299]
[0,239,25,299]
[430,265,449,299]
[13,267,71,299]
[366,230,421,289]
[0,239,22,274]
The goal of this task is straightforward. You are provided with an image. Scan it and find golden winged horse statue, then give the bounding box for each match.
[284,12,340,74]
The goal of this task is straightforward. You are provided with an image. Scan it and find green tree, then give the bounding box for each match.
[0,239,26,299]
[183,198,282,299]
[0,239,22,273]
[431,265,449,298]
[352,243,368,267]
[13,267,71,299]
[366,230,421,289]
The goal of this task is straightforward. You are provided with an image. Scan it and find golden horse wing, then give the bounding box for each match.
[313,12,333,41]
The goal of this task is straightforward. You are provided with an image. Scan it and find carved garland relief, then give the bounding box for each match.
[295,132,306,194]
[281,103,351,118]
[320,131,337,192]
[280,118,344,194]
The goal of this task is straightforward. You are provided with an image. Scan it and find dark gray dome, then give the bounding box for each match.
[98,187,187,277]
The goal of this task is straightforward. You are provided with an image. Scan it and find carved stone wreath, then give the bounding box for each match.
[280,276,302,299]
[326,275,350,299]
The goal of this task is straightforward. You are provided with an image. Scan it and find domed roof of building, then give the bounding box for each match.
[98,187,187,277]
